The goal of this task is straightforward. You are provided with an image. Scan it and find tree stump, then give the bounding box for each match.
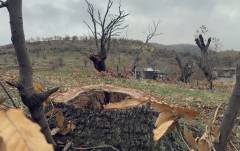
[49,85,187,150]
[48,103,186,151]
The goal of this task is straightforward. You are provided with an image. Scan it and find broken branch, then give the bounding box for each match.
[40,87,60,103]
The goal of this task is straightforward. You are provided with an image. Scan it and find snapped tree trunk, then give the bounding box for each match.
[175,55,193,83]
[214,65,240,151]
[2,0,59,146]
[195,34,213,89]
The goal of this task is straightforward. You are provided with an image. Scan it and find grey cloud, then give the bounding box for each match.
[0,0,239,49]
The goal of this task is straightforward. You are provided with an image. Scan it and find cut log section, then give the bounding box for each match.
[47,103,186,151]
[52,85,146,109]
[48,85,187,150]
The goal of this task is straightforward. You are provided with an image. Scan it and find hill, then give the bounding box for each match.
[0,38,240,76]
[151,43,200,55]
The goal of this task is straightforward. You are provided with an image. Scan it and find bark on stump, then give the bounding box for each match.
[48,103,186,151]
[89,54,106,72]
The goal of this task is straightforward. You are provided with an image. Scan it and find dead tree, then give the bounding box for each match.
[0,0,58,146]
[85,0,129,72]
[195,34,214,89]
[131,21,160,73]
[214,65,240,151]
[175,55,193,83]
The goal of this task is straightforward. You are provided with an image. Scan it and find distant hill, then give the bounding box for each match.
[0,38,239,75]
[151,43,200,55]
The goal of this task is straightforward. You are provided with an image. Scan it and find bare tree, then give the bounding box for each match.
[84,0,129,72]
[175,55,193,83]
[195,34,214,89]
[214,65,240,150]
[131,21,160,73]
[0,0,58,146]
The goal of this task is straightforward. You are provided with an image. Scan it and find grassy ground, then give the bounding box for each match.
[0,62,239,149]
[0,65,231,115]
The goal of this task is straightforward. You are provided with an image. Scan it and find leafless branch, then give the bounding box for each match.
[83,21,95,37]
[85,0,128,57]
[85,0,99,50]
[131,20,161,72]
[84,0,128,72]
[41,87,60,102]
[6,80,20,89]
[102,0,113,27]
[0,0,8,8]
[145,20,161,43]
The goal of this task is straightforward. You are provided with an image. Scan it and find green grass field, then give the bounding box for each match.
[1,57,239,149]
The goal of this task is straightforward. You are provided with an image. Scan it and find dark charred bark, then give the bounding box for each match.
[175,55,193,83]
[89,54,106,72]
[47,103,187,151]
[2,0,58,146]
[195,34,213,89]
[214,65,240,151]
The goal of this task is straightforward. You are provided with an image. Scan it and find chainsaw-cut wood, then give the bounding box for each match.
[153,119,176,141]
[154,111,176,128]
[52,84,146,110]
[104,98,146,109]
[150,99,199,119]
[0,109,53,151]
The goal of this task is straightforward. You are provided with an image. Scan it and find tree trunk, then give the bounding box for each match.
[4,0,58,146]
[214,65,240,151]
[209,80,213,90]
[175,56,192,83]
[89,36,107,72]
[198,62,213,89]
[7,0,34,94]
[89,54,107,72]
[48,103,187,151]
[195,35,213,89]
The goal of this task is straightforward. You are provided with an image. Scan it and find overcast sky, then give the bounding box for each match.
[0,0,239,50]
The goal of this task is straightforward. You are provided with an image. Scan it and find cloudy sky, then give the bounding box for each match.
[0,0,239,50]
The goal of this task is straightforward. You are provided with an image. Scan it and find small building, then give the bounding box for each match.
[214,67,236,80]
[135,67,167,80]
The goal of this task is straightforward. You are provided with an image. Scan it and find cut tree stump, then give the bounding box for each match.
[48,85,187,150]
[51,85,145,109]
